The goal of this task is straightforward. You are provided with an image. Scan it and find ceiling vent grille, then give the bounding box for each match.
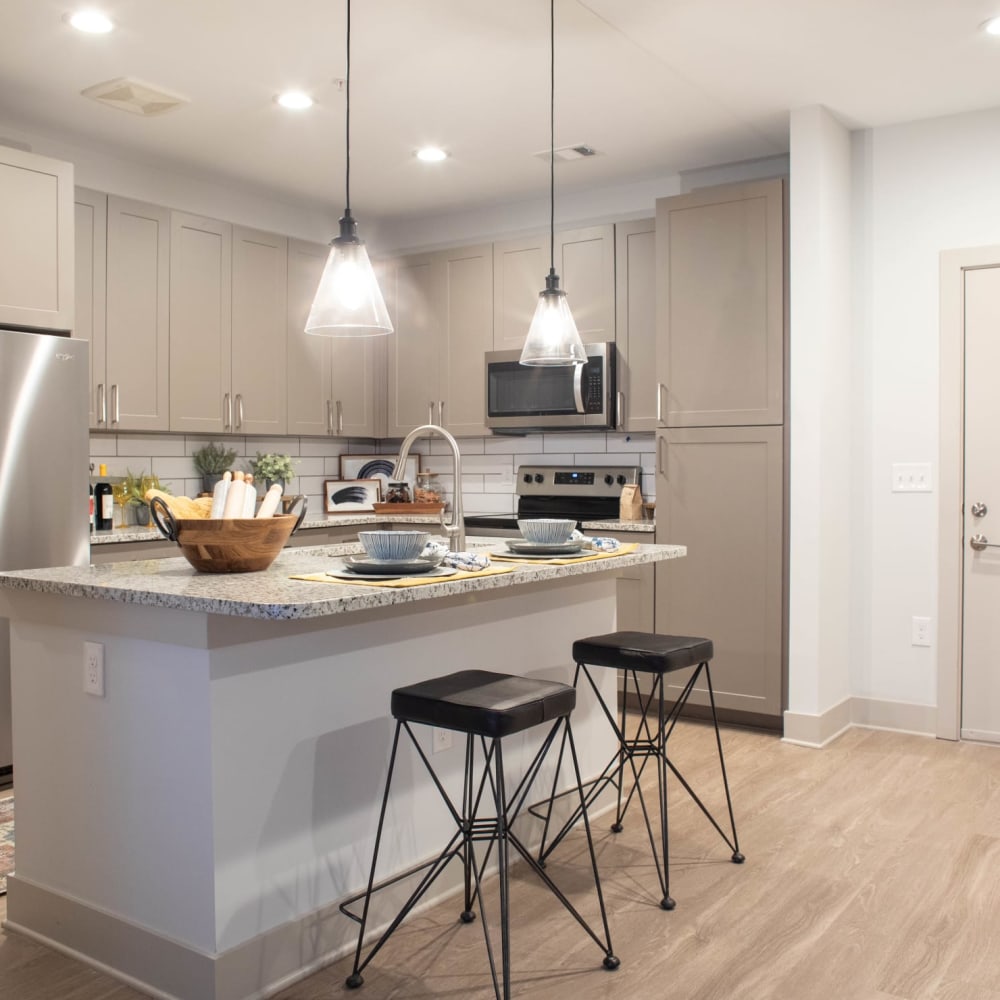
[533,144,601,163]
[81,77,188,117]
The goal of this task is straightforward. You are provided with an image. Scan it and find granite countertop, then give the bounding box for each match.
[0,538,685,621]
[581,519,655,533]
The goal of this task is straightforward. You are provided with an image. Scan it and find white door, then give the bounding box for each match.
[961,264,1000,742]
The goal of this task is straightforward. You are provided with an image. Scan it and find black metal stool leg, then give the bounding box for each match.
[705,664,744,864]
[657,675,675,910]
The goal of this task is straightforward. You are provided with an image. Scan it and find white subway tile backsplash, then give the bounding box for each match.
[91,431,657,512]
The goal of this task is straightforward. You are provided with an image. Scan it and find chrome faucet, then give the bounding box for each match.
[393,424,466,552]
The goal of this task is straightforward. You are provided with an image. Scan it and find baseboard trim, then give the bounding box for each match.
[783,696,936,748]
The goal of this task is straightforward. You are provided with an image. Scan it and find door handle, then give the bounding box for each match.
[438,400,445,426]
[657,436,668,479]
[428,401,435,425]
[616,391,624,431]
[972,502,988,518]
[326,399,333,434]
[111,384,120,425]
[97,383,106,425]
[336,399,344,434]
[572,364,585,414]
[224,393,232,430]
[970,534,1000,551]
[657,383,667,426]
[236,394,244,429]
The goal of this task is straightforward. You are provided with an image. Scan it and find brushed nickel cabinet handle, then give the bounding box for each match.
[111,384,120,425]
[326,399,333,434]
[658,435,668,479]
[336,399,344,434]
[438,400,445,426]
[97,383,106,425]
[236,393,244,429]
[617,391,624,431]
[224,393,231,430]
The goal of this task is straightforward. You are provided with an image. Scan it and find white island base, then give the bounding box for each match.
[4,570,626,1000]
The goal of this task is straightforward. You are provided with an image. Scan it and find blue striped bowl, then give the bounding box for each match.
[517,519,576,545]
[359,530,430,561]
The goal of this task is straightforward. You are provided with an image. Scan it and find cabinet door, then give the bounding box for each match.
[232,226,287,435]
[654,426,784,719]
[492,225,614,351]
[106,197,170,431]
[286,239,332,436]
[0,147,74,331]
[385,253,444,437]
[441,244,492,437]
[169,213,232,434]
[655,179,784,427]
[330,337,379,438]
[74,189,107,429]
[615,219,657,432]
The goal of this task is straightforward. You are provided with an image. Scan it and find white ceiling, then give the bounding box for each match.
[3,0,1000,226]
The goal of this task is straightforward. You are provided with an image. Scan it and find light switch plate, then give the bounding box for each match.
[892,463,932,493]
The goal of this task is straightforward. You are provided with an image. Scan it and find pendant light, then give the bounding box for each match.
[305,0,393,337]
[519,0,586,366]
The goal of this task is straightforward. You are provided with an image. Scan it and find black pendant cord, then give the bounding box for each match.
[345,0,352,215]
[548,0,555,276]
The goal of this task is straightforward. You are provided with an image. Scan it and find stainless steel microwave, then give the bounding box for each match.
[485,342,617,432]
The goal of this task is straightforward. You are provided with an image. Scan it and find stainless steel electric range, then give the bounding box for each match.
[464,463,642,537]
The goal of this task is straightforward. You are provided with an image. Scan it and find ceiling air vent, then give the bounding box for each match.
[81,77,188,117]
[533,144,602,163]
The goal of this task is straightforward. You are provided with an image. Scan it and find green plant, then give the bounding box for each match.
[192,441,238,476]
[124,469,170,506]
[250,452,296,483]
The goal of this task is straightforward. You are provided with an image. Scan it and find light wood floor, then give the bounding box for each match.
[3,723,1000,1000]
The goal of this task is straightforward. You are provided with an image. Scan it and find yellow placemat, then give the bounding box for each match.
[490,542,638,566]
[291,564,516,588]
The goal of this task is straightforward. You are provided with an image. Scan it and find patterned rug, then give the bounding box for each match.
[0,796,13,896]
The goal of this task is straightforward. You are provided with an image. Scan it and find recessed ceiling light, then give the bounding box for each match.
[983,15,1000,34]
[276,90,314,110]
[66,9,114,34]
[416,146,448,163]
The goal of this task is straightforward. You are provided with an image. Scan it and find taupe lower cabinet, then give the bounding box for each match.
[492,225,615,351]
[655,426,784,718]
[285,238,380,438]
[169,215,287,435]
[384,244,492,437]
[655,179,784,428]
[0,146,74,332]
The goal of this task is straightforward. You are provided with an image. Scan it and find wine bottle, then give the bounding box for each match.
[94,463,113,532]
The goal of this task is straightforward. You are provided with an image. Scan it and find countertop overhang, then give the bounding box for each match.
[0,538,683,621]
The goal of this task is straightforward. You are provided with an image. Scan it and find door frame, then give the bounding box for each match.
[937,245,1000,740]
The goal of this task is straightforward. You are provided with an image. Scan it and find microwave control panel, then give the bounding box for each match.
[582,358,604,413]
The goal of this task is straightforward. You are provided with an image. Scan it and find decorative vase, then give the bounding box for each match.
[134,504,151,527]
[202,473,224,495]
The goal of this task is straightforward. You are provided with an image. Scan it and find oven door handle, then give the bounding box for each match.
[573,363,585,414]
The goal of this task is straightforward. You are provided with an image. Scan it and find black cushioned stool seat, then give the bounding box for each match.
[342,669,618,999]
[536,631,742,912]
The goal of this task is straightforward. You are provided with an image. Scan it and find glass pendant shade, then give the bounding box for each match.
[520,271,586,366]
[305,213,393,337]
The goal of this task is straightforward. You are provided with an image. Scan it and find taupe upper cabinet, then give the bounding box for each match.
[655,179,784,427]
[615,219,657,432]
[170,217,288,435]
[492,225,614,351]
[105,196,170,431]
[286,238,379,438]
[385,244,492,437]
[0,147,74,332]
[74,189,107,429]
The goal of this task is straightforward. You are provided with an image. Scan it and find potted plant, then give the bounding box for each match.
[250,452,296,490]
[192,441,238,493]
[124,469,170,526]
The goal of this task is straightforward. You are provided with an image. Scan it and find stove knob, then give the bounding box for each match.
[616,475,627,486]
[534,473,544,484]
[523,473,533,484]
[604,474,614,486]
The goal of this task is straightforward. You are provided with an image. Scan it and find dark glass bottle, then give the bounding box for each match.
[94,463,113,532]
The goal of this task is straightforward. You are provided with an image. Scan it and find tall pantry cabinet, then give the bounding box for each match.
[654,178,786,723]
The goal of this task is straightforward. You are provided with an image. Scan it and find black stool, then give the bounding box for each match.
[341,669,619,999]
[535,632,743,911]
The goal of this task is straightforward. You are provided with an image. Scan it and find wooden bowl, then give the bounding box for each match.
[150,496,307,573]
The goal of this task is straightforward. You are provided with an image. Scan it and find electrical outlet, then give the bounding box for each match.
[432,727,453,754]
[911,617,932,647]
[83,641,105,696]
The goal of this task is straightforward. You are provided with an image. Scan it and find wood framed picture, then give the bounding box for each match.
[325,478,381,514]
[339,455,420,496]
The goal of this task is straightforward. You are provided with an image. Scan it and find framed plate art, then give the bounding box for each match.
[325,478,381,514]
[339,455,420,496]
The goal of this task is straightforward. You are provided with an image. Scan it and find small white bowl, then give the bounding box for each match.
[359,530,430,561]
[517,518,576,545]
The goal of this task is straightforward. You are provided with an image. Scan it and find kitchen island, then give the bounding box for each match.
[0,539,684,1000]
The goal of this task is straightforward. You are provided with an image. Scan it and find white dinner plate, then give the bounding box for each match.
[343,555,444,574]
[492,546,593,561]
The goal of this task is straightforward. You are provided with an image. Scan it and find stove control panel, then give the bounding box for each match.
[516,464,641,497]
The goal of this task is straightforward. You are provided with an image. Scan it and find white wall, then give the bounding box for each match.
[854,106,1000,711]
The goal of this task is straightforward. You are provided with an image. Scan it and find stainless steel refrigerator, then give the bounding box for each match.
[0,328,90,780]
